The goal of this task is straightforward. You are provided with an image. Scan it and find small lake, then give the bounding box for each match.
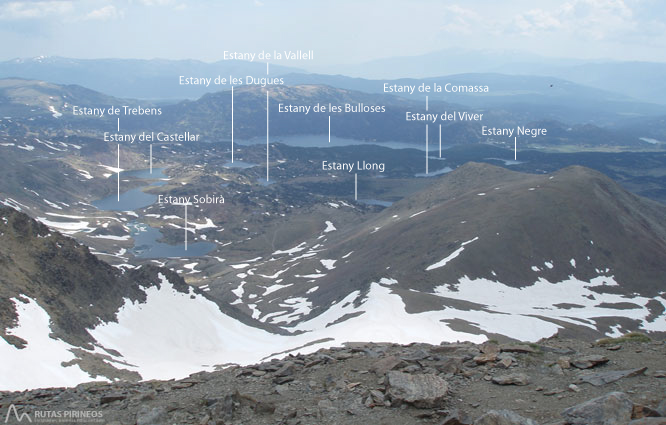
[129,222,216,258]
[358,199,393,207]
[257,178,275,186]
[93,169,216,258]
[484,158,526,166]
[92,168,166,211]
[415,166,453,177]
[93,188,157,211]
[237,135,446,152]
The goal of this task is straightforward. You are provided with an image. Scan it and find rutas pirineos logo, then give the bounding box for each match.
[3,405,103,424]
[4,405,31,423]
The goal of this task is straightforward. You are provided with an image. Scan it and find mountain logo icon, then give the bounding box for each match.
[4,405,32,423]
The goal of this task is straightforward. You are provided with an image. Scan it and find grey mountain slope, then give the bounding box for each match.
[201,162,666,341]
[314,163,666,299]
[0,78,130,118]
[229,162,666,332]
[0,207,288,351]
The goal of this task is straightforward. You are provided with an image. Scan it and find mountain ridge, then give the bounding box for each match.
[0,56,304,100]
[1,78,649,149]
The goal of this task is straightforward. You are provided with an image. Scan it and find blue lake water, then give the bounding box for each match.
[92,168,167,211]
[415,167,453,177]
[358,199,393,207]
[92,188,158,211]
[237,135,446,152]
[93,168,216,258]
[257,178,275,186]
[129,222,216,258]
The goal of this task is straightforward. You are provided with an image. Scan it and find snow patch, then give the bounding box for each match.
[273,242,307,256]
[434,275,665,340]
[48,106,62,118]
[36,217,93,233]
[1,297,94,391]
[426,237,479,271]
[77,169,93,180]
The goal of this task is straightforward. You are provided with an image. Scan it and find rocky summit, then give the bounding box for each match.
[1,336,664,425]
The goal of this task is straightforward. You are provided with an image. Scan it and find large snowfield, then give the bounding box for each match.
[2,273,665,391]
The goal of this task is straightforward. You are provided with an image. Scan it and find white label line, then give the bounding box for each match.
[328,115,331,143]
[439,124,442,158]
[184,204,188,251]
[426,95,428,111]
[354,173,357,200]
[514,136,517,161]
[266,90,270,181]
[231,86,234,163]
[116,145,120,201]
[426,124,429,175]
[117,118,119,132]
[149,143,153,174]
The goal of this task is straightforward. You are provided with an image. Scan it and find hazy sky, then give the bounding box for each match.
[1,0,665,66]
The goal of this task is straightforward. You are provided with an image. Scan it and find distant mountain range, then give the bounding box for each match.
[0,78,651,148]
[2,55,666,123]
[0,56,302,100]
[282,73,666,126]
[321,48,589,79]
[324,48,666,105]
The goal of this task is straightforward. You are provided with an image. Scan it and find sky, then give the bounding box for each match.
[0,0,665,67]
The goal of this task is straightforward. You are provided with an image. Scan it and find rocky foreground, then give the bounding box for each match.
[1,335,665,425]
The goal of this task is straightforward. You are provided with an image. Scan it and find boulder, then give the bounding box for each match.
[474,353,498,364]
[480,342,501,355]
[579,367,646,386]
[632,403,662,419]
[275,361,296,377]
[386,371,448,408]
[500,344,537,354]
[657,399,666,417]
[475,410,538,425]
[371,356,403,375]
[136,406,167,425]
[572,355,609,369]
[439,408,473,425]
[435,357,464,374]
[561,392,633,425]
